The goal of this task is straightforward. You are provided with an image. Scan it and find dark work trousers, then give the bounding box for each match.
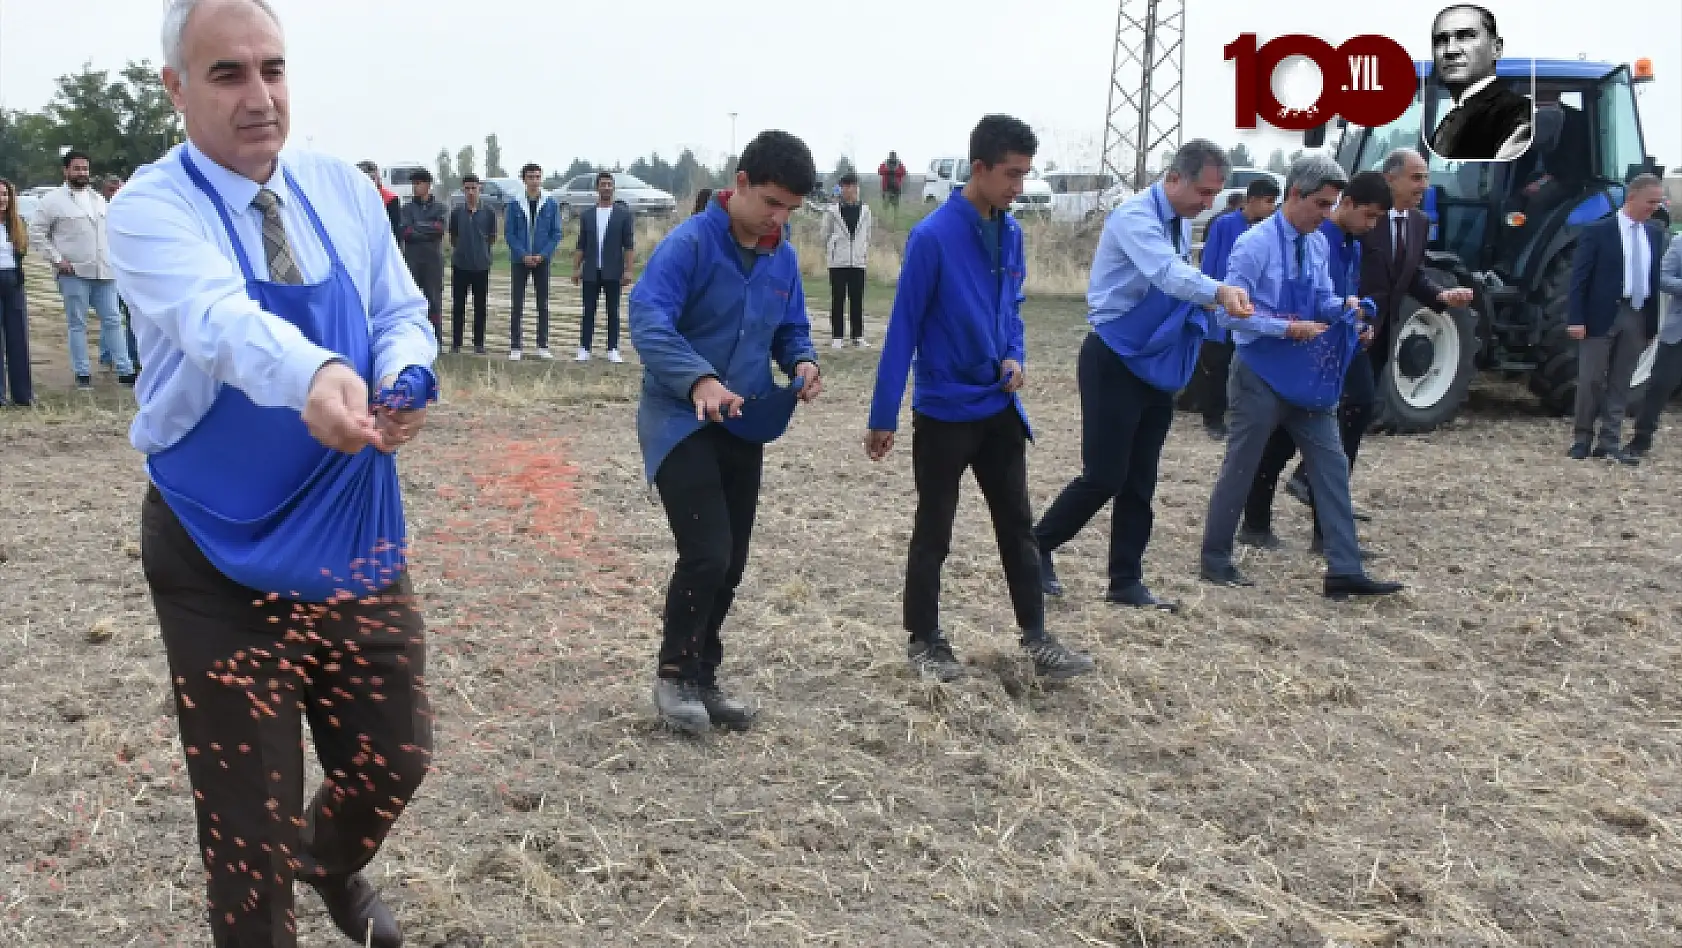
[1033,333,1176,596]
[653,426,764,684]
[405,244,444,340]
[450,267,489,350]
[580,279,622,352]
[904,406,1045,641]
[510,257,551,351]
[0,268,33,405]
[1191,338,1235,427]
[140,487,432,948]
[1246,347,1377,536]
[828,267,866,340]
[1634,339,1682,442]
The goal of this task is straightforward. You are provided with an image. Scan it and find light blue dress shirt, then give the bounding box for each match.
[1086,183,1221,328]
[109,141,435,454]
[1217,212,1349,345]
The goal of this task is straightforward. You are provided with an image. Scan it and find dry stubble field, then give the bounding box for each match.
[4,268,1682,947]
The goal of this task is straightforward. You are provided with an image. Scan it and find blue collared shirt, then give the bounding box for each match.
[1217,211,1349,346]
[110,142,435,454]
[1087,183,1220,329]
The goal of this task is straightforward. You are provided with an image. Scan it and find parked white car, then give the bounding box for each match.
[1043,170,1132,224]
[550,172,676,221]
[379,160,429,200]
[921,156,1053,216]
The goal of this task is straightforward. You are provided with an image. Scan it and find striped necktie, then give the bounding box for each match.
[251,188,302,284]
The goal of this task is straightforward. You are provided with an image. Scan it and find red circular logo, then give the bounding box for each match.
[1227,33,1417,131]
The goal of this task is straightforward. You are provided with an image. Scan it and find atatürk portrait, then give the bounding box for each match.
[1428,4,1533,161]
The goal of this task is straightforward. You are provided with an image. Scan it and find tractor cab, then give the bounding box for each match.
[1304,58,1664,429]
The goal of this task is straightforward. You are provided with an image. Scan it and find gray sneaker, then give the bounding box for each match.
[652,678,711,733]
[1021,635,1096,680]
[698,685,756,731]
[907,633,964,682]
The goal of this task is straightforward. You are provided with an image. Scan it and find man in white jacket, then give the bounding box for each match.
[820,172,872,347]
[28,150,135,388]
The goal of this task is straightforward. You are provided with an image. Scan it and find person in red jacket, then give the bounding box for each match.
[877,151,907,211]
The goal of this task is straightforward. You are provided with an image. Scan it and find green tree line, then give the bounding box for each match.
[0,61,184,186]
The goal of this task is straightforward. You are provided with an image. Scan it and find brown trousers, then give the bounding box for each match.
[141,486,433,947]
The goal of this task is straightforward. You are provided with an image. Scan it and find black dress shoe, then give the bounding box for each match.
[1323,573,1404,600]
[305,872,403,948]
[1236,527,1283,550]
[117,373,137,386]
[1107,583,1180,611]
[1626,436,1652,458]
[1590,444,1608,458]
[1568,442,1590,460]
[1352,506,1373,523]
[1039,550,1064,597]
[1198,565,1253,588]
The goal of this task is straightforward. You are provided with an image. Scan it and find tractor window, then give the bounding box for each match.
[1591,69,1644,182]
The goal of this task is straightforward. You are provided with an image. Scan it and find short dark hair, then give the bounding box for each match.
[969,114,1038,166]
[461,174,480,185]
[1343,171,1392,211]
[520,162,542,177]
[1245,177,1281,200]
[356,160,378,174]
[1436,4,1497,37]
[62,150,89,168]
[736,130,818,197]
[596,171,615,186]
[838,172,859,187]
[409,168,432,183]
[692,188,713,215]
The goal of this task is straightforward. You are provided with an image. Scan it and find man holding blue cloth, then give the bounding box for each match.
[109,1,438,945]
[1198,156,1404,600]
[630,130,823,733]
[867,115,1094,683]
[1034,140,1254,612]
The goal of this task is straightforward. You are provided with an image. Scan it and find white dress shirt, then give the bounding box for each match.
[594,204,612,271]
[109,141,435,454]
[1618,209,1650,307]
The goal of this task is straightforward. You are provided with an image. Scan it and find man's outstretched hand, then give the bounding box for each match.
[303,361,381,454]
[795,361,823,402]
[1216,284,1254,317]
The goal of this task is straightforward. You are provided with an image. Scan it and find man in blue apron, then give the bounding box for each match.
[866,114,1095,683]
[108,2,438,945]
[1198,156,1404,600]
[629,130,823,734]
[1239,170,1391,552]
[1190,175,1279,439]
[1033,139,1254,613]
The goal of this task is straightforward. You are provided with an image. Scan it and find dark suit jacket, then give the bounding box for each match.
[1359,209,1448,336]
[1569,213,1664,338]
[576,201,635,282]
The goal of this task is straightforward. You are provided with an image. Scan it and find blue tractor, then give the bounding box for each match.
[1305,58,1667,431]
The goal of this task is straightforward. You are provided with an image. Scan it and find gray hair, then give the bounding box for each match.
[1627,173,1663,194]
[1285,154,1348,199]
[1166,139,1232,182]
[1381,148,1422,175]
[162,0,283,75]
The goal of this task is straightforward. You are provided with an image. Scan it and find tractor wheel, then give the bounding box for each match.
[1375,294,1479,433]
[1527,249,1579,414]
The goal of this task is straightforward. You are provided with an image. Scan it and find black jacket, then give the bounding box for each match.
[575,201,635,282]
[1430,80,1532,160]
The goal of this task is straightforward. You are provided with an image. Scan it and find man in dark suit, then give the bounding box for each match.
[1567,174,1666,464]
[1428,5,1532,161]
[571,171,637,364]
[1281,148,1471,508]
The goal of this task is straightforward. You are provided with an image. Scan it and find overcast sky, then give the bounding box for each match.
[1,0,1677,178]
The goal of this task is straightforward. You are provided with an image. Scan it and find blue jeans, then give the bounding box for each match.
[58,275,131,377]
[1201,357,1364,578]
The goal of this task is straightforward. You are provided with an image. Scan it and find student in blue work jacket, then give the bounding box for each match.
[865,114,1095,684]
[1198,156,1404,600]
[1240,171,1390,552]
[629,130,823,734]
[1190,175,1279,439]
[1033,139,1254,614]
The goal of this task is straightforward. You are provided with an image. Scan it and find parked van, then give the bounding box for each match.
[1042,170,1132,224]
[921,156,1054,216]
[380,160,429,200]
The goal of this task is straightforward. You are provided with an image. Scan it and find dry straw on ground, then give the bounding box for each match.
[4,250,1682,947]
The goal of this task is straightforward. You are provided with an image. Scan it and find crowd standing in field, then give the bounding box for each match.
[1,0,1678,945]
